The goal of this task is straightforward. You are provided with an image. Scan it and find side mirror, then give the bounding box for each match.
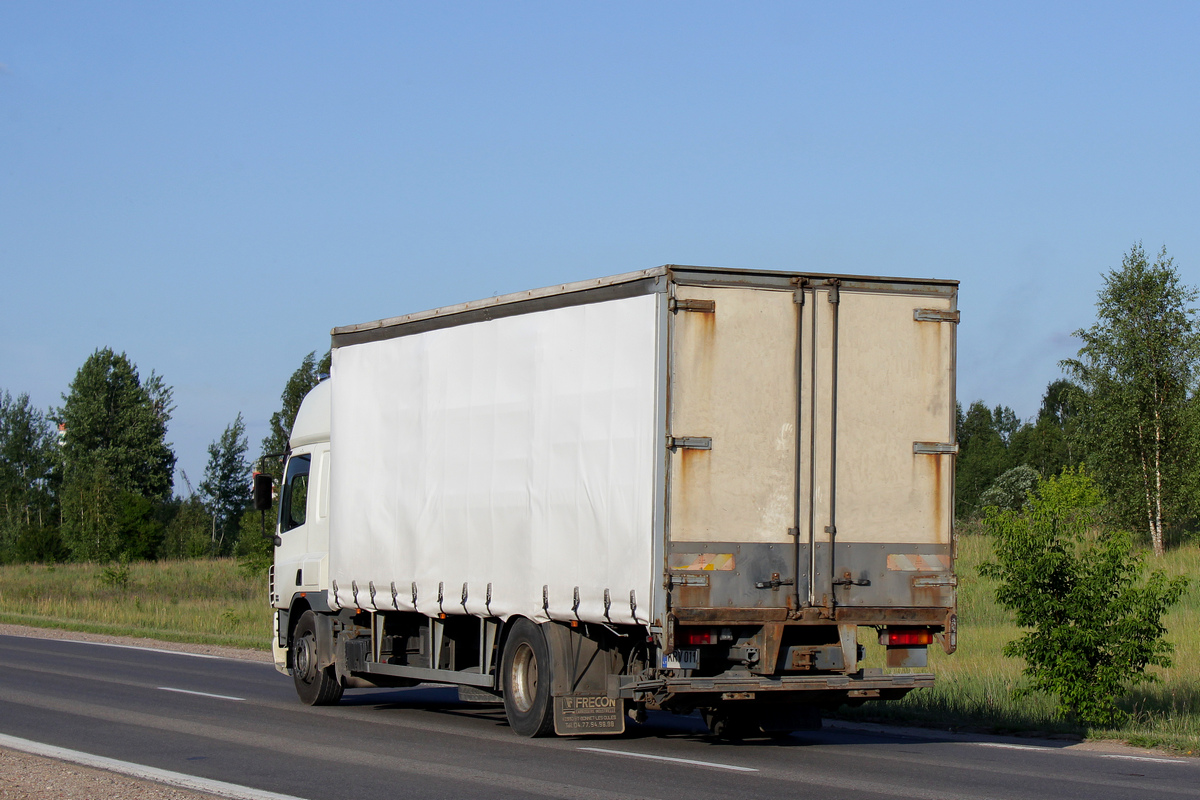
[252,472,274,511]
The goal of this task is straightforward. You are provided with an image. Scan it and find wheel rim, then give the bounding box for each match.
[295,633,315,684]
[510,642,539,713]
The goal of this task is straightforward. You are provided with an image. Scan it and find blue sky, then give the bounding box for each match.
[2,2,1198,488]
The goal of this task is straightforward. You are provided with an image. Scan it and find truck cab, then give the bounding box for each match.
[268,378,331,673]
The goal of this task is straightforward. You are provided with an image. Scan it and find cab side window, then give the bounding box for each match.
[280,454,311,533]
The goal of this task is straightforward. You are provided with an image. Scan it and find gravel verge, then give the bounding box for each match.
[0,746,223,800]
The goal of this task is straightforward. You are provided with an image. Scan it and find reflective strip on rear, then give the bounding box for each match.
[886,554,951,571]
[670,553,737,571]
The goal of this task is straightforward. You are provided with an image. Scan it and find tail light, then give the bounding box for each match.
[680,629,716,645]
[880,627,933,646]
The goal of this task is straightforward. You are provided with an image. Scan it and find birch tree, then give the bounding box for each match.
[199,413,251,555]
[1063,244,1200,556]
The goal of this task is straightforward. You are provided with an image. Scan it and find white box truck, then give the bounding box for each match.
[259,265,959,738]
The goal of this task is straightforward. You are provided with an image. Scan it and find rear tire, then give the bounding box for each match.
[291,610,343,706]
[501,618,555,737]
[702,709,755,741]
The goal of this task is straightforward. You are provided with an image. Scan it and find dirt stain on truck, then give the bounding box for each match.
[671,296,717,539]
[913,450,949,544]
[675,447,712,536]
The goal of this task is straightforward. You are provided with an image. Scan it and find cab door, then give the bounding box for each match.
[274,452,312,601]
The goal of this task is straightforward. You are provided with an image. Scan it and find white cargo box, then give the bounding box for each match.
[325,266,957,630]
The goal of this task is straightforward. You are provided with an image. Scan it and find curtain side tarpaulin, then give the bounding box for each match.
[329,293,659,625]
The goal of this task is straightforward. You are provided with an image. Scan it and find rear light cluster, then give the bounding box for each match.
[879,627,934,646]
[679,627,734,646]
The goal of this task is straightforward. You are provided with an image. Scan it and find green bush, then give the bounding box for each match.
[234,505,275,576]
[980,469,1189,726]
[978,464,1040,512]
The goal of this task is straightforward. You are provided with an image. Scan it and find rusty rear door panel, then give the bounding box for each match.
[665,277,957,618]
[830,287,957,611]
[666,284,801,612]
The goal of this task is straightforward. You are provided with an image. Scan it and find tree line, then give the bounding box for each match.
[1,243,1197,565]
[960,244,1198,726]
[957,244,1200,557]
[0,347,329,567]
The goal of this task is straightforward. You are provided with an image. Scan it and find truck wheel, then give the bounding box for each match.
[702,709,755,741]
[760,704,821,736]
[501,618,555,737]
[291,610,343,706]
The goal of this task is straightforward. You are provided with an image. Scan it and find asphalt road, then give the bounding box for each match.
[1,633,1195,800]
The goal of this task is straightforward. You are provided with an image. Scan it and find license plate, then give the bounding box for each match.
[662,649,699,670]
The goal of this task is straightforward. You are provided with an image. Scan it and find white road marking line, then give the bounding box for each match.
[43,639,226,660]
[974,742,1054,751]
[0,732,307,800]
[158,687,245,701]
[578,746,758,772]
[1100,754,1187,765]
[976,742,1189,765]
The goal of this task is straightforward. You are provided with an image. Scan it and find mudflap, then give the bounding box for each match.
[554,695,626,735]
[544,621,628,735]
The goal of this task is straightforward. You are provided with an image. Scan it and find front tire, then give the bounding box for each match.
[291,610,343,706]
[501,618,555,737]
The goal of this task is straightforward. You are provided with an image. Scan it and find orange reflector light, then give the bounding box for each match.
[881,628,934,646]
[681,629,716,645]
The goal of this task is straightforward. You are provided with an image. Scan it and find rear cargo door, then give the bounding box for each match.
[830,286,957,611]
[666,284,802,611]
[666,279,956,614]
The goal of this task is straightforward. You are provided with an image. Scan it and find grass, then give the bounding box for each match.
[1,544,1197,752]
[0,558,271,650]
[840,535,1200,754]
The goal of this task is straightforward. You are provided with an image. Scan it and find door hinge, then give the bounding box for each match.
[914,308,960,323]
[669,298,716,314]
[669,436,712,450]
[790,276,809,304]
[913,442,959,455]
[827,279,840,304]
